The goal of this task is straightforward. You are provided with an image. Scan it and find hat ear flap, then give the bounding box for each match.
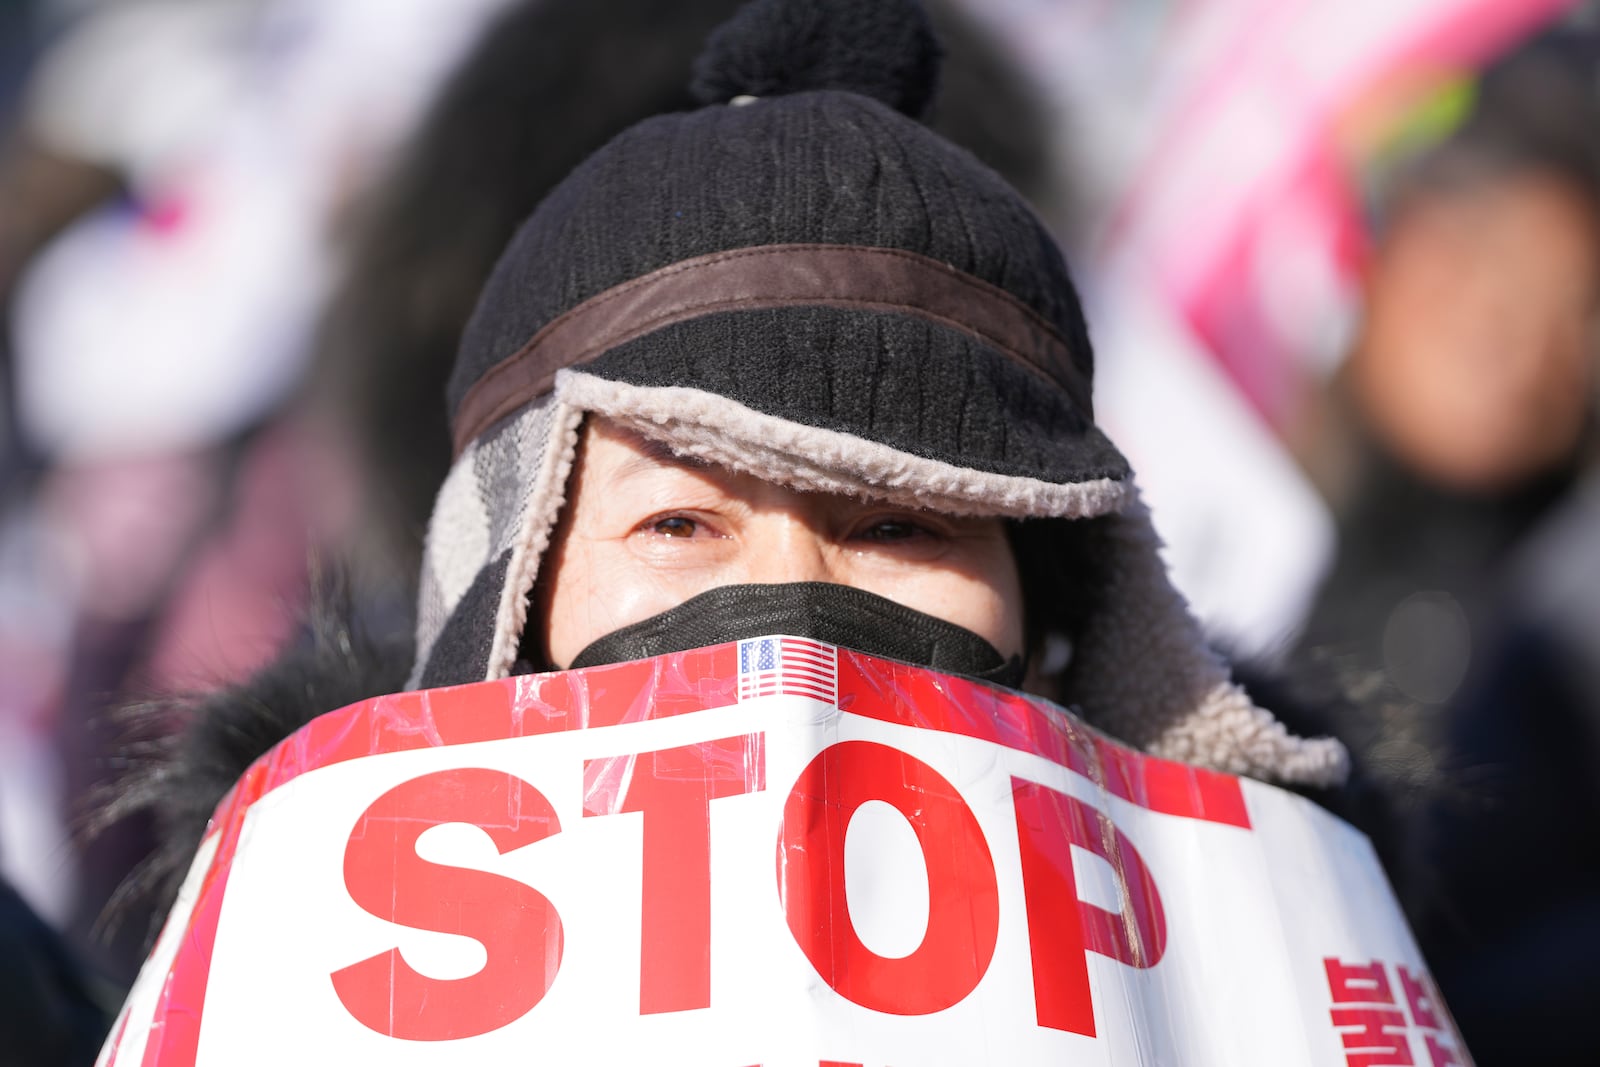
[1062,490,1349,787]
[410,396,585,690]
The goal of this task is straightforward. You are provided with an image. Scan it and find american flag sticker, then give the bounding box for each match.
[737,636,838,705]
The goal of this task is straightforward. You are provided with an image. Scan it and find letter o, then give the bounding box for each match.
[777,741,999,1014]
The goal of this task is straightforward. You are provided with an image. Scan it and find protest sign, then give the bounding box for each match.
[100,638,1469,1066]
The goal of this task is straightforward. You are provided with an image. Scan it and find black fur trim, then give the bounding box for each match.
[92,593,413,936]
[690,0,942,118]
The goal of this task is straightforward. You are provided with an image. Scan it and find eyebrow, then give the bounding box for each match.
[613,431,714,481]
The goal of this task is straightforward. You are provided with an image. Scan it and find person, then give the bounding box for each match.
[114,0,1347,935]
[1289,34,1600,1063]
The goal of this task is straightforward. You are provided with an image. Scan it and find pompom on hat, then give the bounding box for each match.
[688,0,943,115]
[414,0,1348,787]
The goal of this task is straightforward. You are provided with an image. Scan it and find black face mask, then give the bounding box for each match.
[565,582,1025,688]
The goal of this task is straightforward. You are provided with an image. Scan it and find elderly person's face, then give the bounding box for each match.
[538,417,1025,668]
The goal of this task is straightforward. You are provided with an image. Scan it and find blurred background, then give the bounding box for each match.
[1,0,1597,1062]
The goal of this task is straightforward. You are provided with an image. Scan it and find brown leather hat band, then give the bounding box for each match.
[451,242,1090,457]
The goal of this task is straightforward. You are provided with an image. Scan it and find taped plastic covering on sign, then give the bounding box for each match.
[98,637,1473,1066]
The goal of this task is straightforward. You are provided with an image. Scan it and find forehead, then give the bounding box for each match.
[583,417,712,479]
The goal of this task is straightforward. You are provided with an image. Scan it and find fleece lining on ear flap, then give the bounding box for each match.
[1062,491,1350,788]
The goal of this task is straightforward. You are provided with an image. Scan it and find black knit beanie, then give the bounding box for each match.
[444,0,1124,488]
[412,0,1349,789]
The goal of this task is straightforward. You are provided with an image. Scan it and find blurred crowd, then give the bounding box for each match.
[1,0,1598,1063]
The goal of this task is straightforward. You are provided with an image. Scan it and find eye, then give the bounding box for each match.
[848,512,955,549]
[856,518,928,543]
[630,506,732,548]
[649,515,699,538]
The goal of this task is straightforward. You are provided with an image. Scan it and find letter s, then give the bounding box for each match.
[331,768,563,1041]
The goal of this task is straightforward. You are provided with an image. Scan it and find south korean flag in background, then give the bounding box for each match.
[737,636,837,705]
